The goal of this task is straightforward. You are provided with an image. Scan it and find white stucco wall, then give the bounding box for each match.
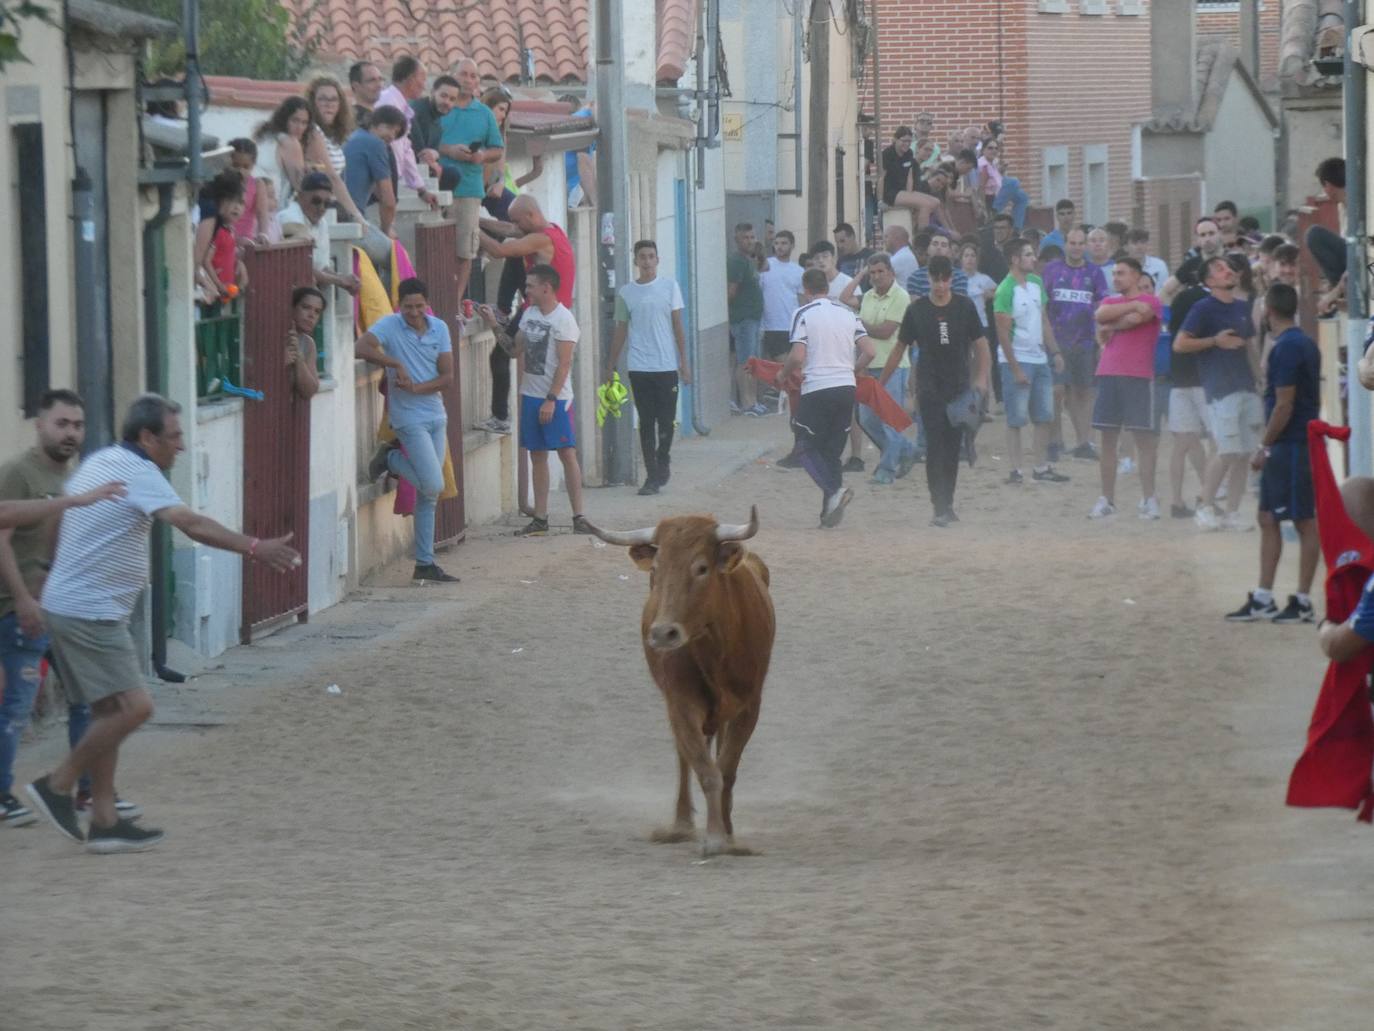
[1203,81,1277,227]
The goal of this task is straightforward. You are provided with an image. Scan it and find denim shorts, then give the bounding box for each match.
[731,319,762,366]
[1000,361,1053,427]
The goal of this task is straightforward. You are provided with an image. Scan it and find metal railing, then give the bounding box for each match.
[195,304,242,399]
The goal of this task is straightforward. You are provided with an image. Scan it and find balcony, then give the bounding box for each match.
[195,303,242,399]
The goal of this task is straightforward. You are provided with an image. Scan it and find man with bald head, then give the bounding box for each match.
[438,57,505,300]
[883,224,918,285]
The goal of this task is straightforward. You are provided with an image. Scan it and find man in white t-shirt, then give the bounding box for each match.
[775,268,875,528]
[480,264,588,536]
[809,241,854,305]
[884,224,919,286]
[27,395,298,854]
[278,172,360,295]
[760,230,805,359]
[1126,228,1168,293]
[606,239,691,495]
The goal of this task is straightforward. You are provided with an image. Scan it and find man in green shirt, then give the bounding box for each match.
[0,389,132,826]
[856,253,918,484]
[727,222,766,415]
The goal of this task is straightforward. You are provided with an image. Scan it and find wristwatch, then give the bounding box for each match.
[545,392,557,402]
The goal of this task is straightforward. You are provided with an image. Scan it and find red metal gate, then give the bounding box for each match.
[413,221,467,548]
[239,240,315,642]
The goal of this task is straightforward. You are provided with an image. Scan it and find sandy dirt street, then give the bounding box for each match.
[4,415,1373,1030]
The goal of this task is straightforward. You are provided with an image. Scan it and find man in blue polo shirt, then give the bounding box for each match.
[1225,283,1321,623]
[1174,255,1261,530]
[437,57,505,302]
[355,277,459,584]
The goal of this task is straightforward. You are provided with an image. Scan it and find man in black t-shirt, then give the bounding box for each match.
[1165,258,1210,518]
[883,256,991,526]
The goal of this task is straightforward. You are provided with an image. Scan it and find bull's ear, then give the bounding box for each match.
[628,544,657,570]
[717,541,746,572]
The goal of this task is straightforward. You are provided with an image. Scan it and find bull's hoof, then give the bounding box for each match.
[651,825,695,844]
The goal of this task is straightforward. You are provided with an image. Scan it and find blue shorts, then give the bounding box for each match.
[1000,361,1053,427]
[520,394,577,451]
[1259,440,1314,522]
[1091,375,1158,433]
[731,319,762,366]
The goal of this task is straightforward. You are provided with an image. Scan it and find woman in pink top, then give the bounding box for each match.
[227,138,272,243]
[978,139,1030,230]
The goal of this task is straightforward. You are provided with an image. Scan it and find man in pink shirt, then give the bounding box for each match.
[1087,258,1163,519]
[374,55,439,212]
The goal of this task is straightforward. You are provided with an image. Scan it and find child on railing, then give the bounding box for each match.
[194,170,249,317]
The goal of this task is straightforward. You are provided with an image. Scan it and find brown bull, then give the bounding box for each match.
[584,506,775,856]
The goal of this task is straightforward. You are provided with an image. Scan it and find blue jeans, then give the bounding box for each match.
[731,319,762,366]
[857,368,917,475]
[0,613,93,794]
[388,418,448,566]
[994,177,1030,229]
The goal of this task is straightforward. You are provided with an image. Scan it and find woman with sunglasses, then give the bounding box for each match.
[254,95,366,223]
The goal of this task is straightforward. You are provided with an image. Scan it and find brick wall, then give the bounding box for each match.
[1196,1,1283,90]
[1023,4,1153,224]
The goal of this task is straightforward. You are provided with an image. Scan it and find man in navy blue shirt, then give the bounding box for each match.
[1225,284,1321,623]
[1174,256,1262,530]
[343,106,408,238]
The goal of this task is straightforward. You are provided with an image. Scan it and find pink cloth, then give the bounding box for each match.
[1096,293,1162,379]
[978,157,1002,198]
[376,84,427,192]
[231,175,259,241]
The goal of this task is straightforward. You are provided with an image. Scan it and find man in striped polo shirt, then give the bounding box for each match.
[27,395,299,854]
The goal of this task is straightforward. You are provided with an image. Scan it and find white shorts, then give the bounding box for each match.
[1208,391,1264,456]
[1167,386,1208,435]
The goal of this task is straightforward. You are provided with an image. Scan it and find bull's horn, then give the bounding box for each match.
[580,520,656,547]
[713,505,760,542]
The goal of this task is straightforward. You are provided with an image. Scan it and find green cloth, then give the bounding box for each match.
[726,251,764,323]
[0,447,66,618]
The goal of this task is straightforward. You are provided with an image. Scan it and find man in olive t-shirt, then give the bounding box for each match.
[727,222,766,414]
[0,390,90,825]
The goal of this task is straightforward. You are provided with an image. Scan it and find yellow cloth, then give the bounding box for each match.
[355,246,458,500]
[859,284,911,368]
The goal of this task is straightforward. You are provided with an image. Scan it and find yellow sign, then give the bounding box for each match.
[723,113,743,141]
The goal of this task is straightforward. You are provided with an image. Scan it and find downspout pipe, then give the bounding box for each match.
[184,0,203,184]
[145,183,174,671]
[688,147,709,436]
[1345,0,1370,475]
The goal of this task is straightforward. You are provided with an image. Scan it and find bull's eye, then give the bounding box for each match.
[692,561,709,577]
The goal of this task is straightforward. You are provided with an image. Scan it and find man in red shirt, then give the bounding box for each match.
[1087,258,1163,520]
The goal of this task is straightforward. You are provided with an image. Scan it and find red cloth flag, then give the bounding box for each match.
[744,358,913,432]
[1286,421,1374,822]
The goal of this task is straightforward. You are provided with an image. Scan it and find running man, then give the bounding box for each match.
[1087,259,1164,519]
[27,394,298,853]
[357,277,460,583]
[607,239,691,496]
[886,255,991,526]
[1226,284,1322,623]
[776,268,875,528]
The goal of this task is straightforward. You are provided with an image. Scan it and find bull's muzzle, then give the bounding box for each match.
[647,622,687,651]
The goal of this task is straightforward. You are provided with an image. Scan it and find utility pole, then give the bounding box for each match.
[806,0,829,248]
[595,0,634,485]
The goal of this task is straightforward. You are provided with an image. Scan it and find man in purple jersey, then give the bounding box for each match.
[1043,227,1109,460]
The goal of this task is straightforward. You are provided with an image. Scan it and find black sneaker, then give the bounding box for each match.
[25,776,83,843]
[655,458,671,486]
[637,479,660,496]
[1271,595,1316,625]
[896,450,918,480]
[516,516,549,537]
[367,442,394,481]
[571,515,594,535]
[413,563,459,583]
[86,817,164,855]
[842,456,865,473]
[1071,442,1100,460]
[1006,470,1024,485]
[0,791,36,827]
[1225,592,1279,622]
[75,790,143,820]
[775,452,803,469]
[1171,503,1195,519]
[1032,465,1070,483]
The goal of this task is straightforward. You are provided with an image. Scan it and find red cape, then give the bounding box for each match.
[1285,421,1374,822]
[744,358,914,432]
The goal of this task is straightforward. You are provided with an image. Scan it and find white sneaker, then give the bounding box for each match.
[820,487,854,528]
[1222,511,1252,532]
[1137,496,1160,520]
[1215,482,1228,502]
[476,416,510,434]
[1088,496,1117,519]
[1195,505,1222,531]
[1118,456,1136,476]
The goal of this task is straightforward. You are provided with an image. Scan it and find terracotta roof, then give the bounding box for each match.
[201,75,590,136]
[282,0,697,86]
[1279,0,1345,87]
[1145,37,1278,133]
